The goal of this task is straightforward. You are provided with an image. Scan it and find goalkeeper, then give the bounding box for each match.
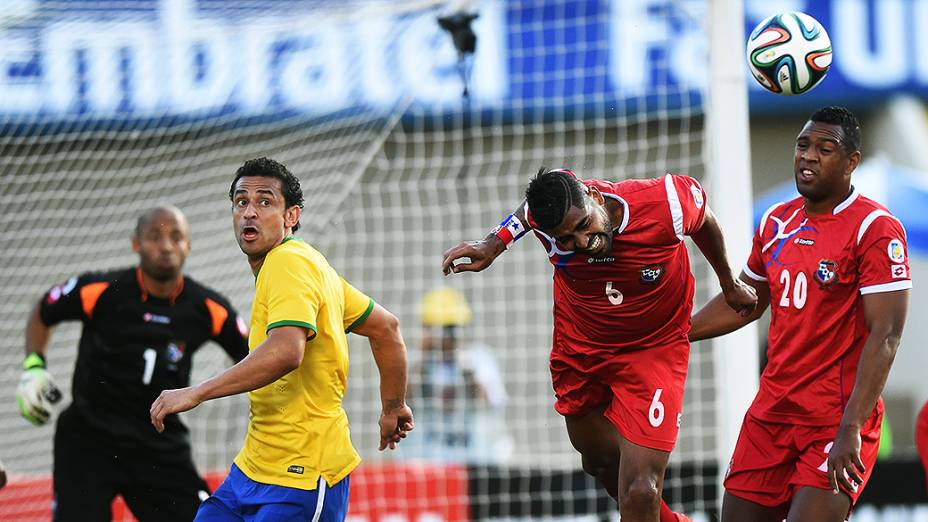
[18,206,249,521]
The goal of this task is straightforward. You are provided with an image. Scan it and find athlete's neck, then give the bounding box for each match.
[605,198,624,232]
[138,269,183,299]
[804,185,853,216]
[248,229,294,276]
[248,255,266,275]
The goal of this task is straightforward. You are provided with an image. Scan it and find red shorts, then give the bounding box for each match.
[724,407,882,508]
[550,339,690,452]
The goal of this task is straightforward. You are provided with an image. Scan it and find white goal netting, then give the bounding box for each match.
[0,1,725,520]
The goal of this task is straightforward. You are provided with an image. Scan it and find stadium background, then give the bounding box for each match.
[1,0,927,520]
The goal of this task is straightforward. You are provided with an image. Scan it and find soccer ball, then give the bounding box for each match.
[746,12,832,96]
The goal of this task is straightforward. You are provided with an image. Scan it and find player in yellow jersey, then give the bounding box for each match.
[150,157,414,521]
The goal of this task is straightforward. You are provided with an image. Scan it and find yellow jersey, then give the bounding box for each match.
[233,237,374,489]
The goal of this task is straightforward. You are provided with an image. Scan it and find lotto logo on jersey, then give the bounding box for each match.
[888,239,905,263]
[892,265,908,279]
[814,259,838,286]
[690,185,704,209]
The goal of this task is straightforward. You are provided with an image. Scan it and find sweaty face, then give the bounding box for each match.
[232,176,297,260]
[794,121,856,202]
[547,192,614,257]
[134,210,190,282]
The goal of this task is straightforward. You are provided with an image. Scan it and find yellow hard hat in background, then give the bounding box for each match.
[420,288,473,326]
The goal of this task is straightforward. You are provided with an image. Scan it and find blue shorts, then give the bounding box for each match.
[194,464,350,522]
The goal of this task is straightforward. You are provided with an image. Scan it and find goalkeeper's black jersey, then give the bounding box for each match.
[39,267,249,450]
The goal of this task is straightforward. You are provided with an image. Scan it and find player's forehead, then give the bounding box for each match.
[139,209,187,236]
[796,121,845,146]
[549,201,591,235]
[233,175,284,197]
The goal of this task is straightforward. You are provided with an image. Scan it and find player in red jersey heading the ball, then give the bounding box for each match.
[690,106,911,522]
[442,167,757,521]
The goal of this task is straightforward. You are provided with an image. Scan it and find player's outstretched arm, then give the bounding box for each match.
[827,289,908,495]
[690,272,769,342]
[150,325,307,433]
[689,206,758,316]
[441,200,532,275]
[350,303,414,451]
[17,301,62,426]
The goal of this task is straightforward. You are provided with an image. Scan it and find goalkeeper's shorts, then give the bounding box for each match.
[195,464,350,522]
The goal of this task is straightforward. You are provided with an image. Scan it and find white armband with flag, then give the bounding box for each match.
[490,208,528,249]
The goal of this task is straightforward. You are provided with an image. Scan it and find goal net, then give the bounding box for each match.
[0,1,731,520]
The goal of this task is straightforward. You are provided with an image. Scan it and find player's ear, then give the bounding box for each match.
[284,205,301,230]
[131,235,141,254]
[846,150,861,177]
[588,186,605,205]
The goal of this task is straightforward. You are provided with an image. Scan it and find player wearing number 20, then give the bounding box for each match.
[19,206,249,522]
[442,168,757,521]
[691,107,911,522]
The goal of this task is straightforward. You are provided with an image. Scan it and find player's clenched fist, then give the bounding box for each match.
[16,353,62,426]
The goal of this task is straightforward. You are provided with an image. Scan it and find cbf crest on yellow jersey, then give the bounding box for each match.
[234,237,374,490]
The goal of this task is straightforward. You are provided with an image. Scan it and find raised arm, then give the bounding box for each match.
[150,325,306,432]
[689,206,759,316]
[442,200,532,275]
[350,303,415,450]
[690,271,770,342]
[826,289,908,494]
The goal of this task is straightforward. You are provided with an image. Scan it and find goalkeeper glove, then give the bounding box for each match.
[16,353,62,426]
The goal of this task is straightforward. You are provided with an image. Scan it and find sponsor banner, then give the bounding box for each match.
[2,0,927,121]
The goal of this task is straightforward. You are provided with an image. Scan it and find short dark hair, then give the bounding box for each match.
[229,157,305,232]
[809,106,861,153]
[524,167,586,231]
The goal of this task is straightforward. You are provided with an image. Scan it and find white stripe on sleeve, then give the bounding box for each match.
[664,174,684,240]
[859,280,912,295]
[857,210,906,245]
[743,265,767,282]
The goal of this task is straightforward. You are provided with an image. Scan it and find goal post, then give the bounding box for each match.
[704,0,760,486]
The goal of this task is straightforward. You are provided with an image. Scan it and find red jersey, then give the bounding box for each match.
[529,174,707,357]
[745,188,912,426]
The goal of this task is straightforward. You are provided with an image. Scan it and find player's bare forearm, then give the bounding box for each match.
[198,326,306,401]
[352,304,409,409]
[441,199,532,275]
[351,303,414,449]
[150,326,305,433]
[840,290,908,430]
[826,290,908,493]
[25,301,52,357]
[690,272,769,341]
[690,208,759,316]
[690,207,736,288]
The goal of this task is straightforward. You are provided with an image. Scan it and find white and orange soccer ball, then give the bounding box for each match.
[746,11,832,96]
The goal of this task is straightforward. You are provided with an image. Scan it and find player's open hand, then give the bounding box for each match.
[722,278,758,317]
[441,238,505,275]
[150,386,203,433]
[827,424,865,496]
[378,401,414,451]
